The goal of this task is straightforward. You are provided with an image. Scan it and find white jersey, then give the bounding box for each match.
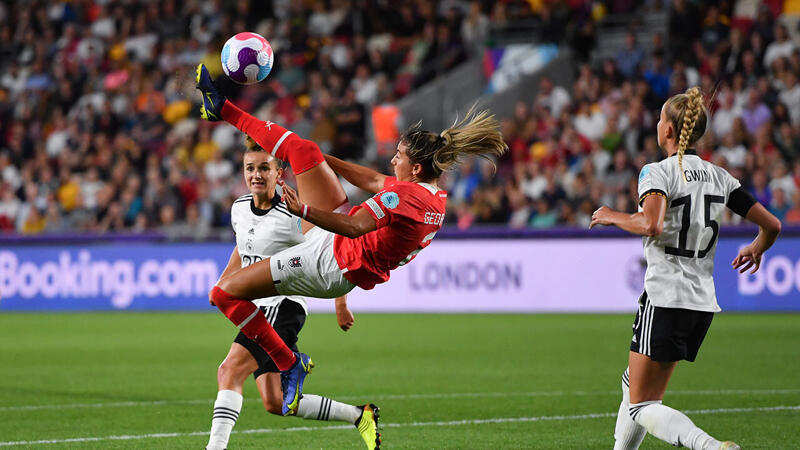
[637,150,742,312]
[230,192,307,312]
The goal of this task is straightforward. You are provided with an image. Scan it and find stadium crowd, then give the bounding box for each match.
[1,0,799,237]
[449,1,800,229]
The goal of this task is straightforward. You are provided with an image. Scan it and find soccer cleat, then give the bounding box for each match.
[280,352,313,416]
[195,63,226,121]
[719,442,741,450]
[355,403,381,449]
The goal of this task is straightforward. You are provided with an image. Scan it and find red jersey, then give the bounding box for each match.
[333,177,447,290]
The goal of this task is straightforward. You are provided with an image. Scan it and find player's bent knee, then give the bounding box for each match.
[264,398,283,415]
[217,360,248,387]
[291,140,325,174]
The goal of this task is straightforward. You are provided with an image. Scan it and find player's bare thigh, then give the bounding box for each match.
[296,163,347,212]
[218,342,260,391]
[217,257,280,299]
[627,351,678,404]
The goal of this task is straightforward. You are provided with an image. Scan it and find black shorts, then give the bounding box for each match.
[233,299,306,378]
[630,291,714,362]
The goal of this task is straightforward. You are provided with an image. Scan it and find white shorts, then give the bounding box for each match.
[269,227,355,299]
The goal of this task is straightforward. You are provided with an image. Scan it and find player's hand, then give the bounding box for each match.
[335,296,354,331]
[336,306,355,331]
[732,244,763,274]
[277,180,302,216]
[589,206,614,229]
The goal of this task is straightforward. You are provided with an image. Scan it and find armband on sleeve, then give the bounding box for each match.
[726,187,757,218]
[638,189,666,206]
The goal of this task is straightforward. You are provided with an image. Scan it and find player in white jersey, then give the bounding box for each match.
[205,137,380,450]
[590,87,781,450]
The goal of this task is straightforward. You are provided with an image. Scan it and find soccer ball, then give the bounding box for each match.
[220,32,274,85]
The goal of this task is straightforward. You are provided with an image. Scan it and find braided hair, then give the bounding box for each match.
[664,87,707,181]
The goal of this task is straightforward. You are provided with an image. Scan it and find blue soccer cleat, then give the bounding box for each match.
[280,352,314,416]
[195,63,226,121]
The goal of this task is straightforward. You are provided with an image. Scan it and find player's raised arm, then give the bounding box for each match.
[589,195,667,237]
[323,154,388,194]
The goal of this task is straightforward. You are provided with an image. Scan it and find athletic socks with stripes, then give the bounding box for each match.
[295,394,361,424]
[629,400,721,449]
[206,389,242,450]
[613,367,646,450]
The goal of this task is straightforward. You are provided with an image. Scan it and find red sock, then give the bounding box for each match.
[221,101,324,174]
[210,286,297,370]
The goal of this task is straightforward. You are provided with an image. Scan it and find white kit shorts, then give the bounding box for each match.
[269,226,355,299]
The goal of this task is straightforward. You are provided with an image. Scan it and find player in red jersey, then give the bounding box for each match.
[196,63,506,420]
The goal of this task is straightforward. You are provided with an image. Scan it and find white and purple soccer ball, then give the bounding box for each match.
[221,32,274,85]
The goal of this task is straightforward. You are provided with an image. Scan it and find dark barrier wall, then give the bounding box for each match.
[1,229,798,312]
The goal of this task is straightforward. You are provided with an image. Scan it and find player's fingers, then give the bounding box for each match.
[739,260,754,274]
[752,256,762,273]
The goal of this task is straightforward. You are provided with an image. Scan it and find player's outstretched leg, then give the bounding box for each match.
[195,63,347,215]
[280,352,314,415]
[196,64,225,121]
[210,285,298,371]
[628,353,737,450]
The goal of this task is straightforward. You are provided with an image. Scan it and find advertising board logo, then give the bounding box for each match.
[738,253,800,296]
[625,256,646,294]
[408,260,523,291]
[0,250,219,309]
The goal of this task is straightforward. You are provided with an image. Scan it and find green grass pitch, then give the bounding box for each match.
[0,312,798,449]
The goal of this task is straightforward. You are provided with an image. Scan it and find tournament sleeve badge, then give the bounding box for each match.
[380,192,399,209]
[638,166,651,183]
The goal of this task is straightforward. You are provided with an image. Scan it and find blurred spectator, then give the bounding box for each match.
[763,24,796,69]
[769,188,790,222]
[741,89,772,134]
[785,191,800,224]
[616,32,644,79]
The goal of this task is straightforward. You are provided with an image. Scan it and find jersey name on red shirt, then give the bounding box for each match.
[333,177,447,290]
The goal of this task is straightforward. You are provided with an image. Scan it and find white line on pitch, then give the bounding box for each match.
[0,405,798,447]
[2,388,800,413]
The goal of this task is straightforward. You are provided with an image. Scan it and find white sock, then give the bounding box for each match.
[296,394,361,424]
[630,401,721,449]
[207,390,243,450]
[614,367,647,450]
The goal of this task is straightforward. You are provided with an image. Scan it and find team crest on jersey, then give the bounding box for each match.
[289,257,301,268]
[380,192,399,209]
[638,166,651,182]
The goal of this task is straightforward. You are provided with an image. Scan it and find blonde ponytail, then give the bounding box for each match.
[664,86,707,181]
[402,105,507,180]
